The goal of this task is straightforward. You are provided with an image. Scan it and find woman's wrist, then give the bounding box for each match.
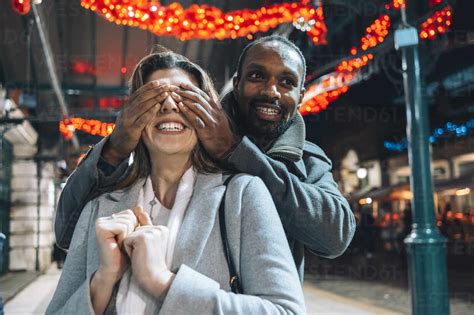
[141,270,176,301]
[90,269,118,315]
[94,267,122,287]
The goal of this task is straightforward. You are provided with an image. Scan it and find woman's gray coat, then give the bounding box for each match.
[46,172,306,314]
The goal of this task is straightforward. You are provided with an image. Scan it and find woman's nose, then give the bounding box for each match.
[160,95,179,113]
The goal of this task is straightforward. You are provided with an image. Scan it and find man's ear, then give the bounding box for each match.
[297,87,306,109]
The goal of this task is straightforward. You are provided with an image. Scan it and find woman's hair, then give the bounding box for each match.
[115,46,221,190]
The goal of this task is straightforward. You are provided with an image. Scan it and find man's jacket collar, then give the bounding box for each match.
[266,112,306,163]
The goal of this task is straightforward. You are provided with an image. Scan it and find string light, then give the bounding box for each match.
[300,4,452,116]
[384,119,474,152]
[60,118,115,140]
[81,0,327,44]
[391,0,406,10]
[360,15,390,52]
[419,6,452,40]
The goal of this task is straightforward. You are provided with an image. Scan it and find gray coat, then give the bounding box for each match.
[47,173,305,314]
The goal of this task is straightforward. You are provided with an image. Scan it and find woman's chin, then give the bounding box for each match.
[146,142,195,157]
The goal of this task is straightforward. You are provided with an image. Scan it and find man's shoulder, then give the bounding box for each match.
[303,140,328,157]
[302,141,332,166]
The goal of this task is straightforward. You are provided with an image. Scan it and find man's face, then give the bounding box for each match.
[233,42,305,138]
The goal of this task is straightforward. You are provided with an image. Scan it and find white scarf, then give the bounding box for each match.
[116,167,196,314]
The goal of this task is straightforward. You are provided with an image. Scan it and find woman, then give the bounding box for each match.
[46,48,305,315]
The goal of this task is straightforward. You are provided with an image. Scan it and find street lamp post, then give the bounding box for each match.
[394,1,449,314]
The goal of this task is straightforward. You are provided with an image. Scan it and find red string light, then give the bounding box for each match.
[419,6,452,40]
[360,15,391,52]
[391,0,405,10]
[80,0,327,44]
[300,4,452,116]
[11,0,31,15]
[60,118,115,140]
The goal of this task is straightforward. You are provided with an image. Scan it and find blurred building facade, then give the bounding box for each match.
[1,90,57,274]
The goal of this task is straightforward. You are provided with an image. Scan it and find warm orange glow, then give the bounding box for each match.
[419,6,452,40]
[391,0,405,10]
[12,0,31,15]
[455,188,471,196]
[81,0,327,43]
[60,118,115,140]
[300,5,453,116]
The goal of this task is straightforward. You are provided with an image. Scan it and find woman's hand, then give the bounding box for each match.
[170,83,241,159]
[102,81,172,166]
[124,223,175,300]
[91,209,138,314]
[94,209,138,284]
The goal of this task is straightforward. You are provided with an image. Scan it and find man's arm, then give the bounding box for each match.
[55,137,129,250]
[225,137,356,258]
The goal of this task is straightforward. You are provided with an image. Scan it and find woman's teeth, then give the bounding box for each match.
[157,122,184,131]
[255,106,280,115]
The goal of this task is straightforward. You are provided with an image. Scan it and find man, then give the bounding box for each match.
[55,36,355,280]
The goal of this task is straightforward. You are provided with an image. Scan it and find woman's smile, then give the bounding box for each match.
[155,120,188,135]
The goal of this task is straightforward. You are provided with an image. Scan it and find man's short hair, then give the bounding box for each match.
[235,35,307,88]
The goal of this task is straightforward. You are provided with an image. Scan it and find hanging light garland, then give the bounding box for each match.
[80,0,327,44]
[60,118,115,140]
[299,3,453,116]
[419,6,452,40]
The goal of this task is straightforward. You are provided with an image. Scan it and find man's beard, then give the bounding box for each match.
[234,97,295,140]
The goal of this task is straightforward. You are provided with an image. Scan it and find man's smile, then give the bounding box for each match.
[252,102,282,122]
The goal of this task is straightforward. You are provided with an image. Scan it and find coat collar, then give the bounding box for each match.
[266,112,306,162]
[266,112,308,179]
[97,172,225,272]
